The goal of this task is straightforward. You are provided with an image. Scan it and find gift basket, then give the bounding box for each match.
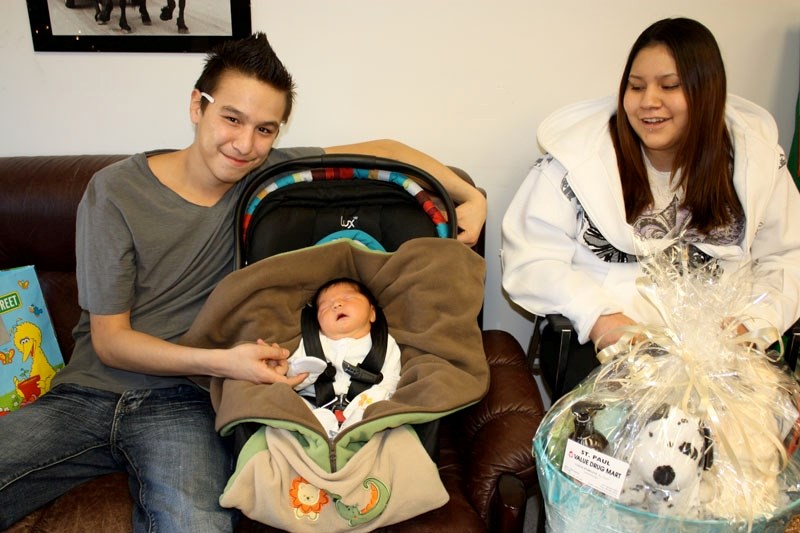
[533,237,800,532]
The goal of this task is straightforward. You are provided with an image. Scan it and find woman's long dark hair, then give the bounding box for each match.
[611,17,742,233]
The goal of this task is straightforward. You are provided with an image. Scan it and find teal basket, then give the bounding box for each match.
[533,427,800,533]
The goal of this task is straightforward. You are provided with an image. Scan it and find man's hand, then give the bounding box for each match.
[257,338,289,375]
[90,311,308,384]
[228,340,307,386]
[454,190,487,247]
[323,140,487,247]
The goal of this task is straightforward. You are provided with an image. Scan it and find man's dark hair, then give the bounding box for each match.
[194,32,296,122]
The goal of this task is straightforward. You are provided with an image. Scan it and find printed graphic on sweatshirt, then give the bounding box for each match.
[559,176,743,264]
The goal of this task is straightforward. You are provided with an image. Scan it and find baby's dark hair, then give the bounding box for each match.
[194,32,296,121]
[312,278,378,309]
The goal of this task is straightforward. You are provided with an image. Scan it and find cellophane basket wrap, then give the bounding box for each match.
[534,237,800,532]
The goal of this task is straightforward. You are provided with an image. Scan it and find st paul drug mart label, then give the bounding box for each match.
[562,439,629,499]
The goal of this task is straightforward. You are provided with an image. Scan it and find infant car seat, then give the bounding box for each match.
[233,154,459,458]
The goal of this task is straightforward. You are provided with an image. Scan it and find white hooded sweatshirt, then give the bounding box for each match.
[501,94,800,344]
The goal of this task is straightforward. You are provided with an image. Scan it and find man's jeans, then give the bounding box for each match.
[0,383,238,532]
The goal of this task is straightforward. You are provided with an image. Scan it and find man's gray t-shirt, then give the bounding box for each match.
[53,147,323,393]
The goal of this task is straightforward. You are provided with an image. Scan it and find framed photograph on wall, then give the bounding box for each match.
[26,0,252,53]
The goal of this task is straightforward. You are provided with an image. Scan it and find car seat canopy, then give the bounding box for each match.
[236,157,457,267]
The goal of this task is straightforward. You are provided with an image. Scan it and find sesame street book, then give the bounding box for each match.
[0,265,64,416]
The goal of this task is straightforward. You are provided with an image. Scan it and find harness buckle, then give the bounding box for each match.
[332,393,349,425]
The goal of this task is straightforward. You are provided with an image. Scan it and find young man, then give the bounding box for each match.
[0,33,486,531]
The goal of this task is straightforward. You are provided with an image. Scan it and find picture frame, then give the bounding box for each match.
[26,1,252,53]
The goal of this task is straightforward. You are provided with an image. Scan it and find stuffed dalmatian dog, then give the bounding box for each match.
[618,403,714,518]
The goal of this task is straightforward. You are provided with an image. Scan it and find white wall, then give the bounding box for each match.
[2,1,799,372]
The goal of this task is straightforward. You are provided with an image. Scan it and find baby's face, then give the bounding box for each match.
[316,283,376,340]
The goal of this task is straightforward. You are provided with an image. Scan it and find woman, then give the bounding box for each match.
[501,17,800,398]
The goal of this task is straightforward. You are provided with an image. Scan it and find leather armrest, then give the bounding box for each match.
[457,329,545,520]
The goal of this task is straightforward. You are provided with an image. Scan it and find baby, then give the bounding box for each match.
[286,278,402,437]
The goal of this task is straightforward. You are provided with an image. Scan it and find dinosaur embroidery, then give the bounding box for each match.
[328,478,391,527]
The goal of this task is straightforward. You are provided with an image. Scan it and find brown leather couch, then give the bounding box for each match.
[0,154,545,532]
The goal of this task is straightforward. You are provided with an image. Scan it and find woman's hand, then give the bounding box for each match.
[590,313,638,349]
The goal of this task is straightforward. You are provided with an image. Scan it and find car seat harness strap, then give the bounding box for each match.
[300,305,388,412]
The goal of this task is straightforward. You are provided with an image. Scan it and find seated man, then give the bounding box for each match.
[0,32,486,532]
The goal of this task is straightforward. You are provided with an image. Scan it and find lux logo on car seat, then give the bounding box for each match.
[340,216,359,229]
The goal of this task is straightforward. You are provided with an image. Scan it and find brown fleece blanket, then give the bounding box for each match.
[180,237,488,438]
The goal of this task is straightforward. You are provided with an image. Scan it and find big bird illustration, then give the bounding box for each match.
[13,320,56,396]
